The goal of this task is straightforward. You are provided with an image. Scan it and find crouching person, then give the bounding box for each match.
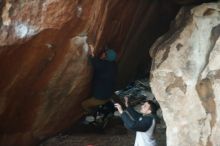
[114,97,158,146]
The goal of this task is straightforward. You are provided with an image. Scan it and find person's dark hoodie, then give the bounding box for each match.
[90,57,117,100]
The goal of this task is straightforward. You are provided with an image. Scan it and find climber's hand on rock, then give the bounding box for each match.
[124,96,129,107]
[89,44,95,57]
[114,103,123,114]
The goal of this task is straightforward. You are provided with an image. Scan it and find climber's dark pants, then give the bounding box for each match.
[82,97,109,113]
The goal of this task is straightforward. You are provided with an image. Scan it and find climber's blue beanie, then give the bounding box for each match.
[106,49,117,62]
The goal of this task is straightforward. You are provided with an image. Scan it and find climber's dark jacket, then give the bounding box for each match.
[90,57,117,100]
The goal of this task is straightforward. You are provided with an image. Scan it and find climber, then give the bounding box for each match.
[114,96,158,146]
[81,44,117,121]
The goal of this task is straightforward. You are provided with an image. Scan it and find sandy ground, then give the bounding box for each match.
[39,117,166,146]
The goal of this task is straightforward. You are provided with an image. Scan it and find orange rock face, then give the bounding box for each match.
[0,0,180,145]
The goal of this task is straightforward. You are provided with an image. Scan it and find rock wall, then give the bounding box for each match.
[150,2,220,146]
[0,0,180,145]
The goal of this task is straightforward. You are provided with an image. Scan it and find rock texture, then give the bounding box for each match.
[0,0,180,145]
[150,2,220,146]
[0,0,216,145]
